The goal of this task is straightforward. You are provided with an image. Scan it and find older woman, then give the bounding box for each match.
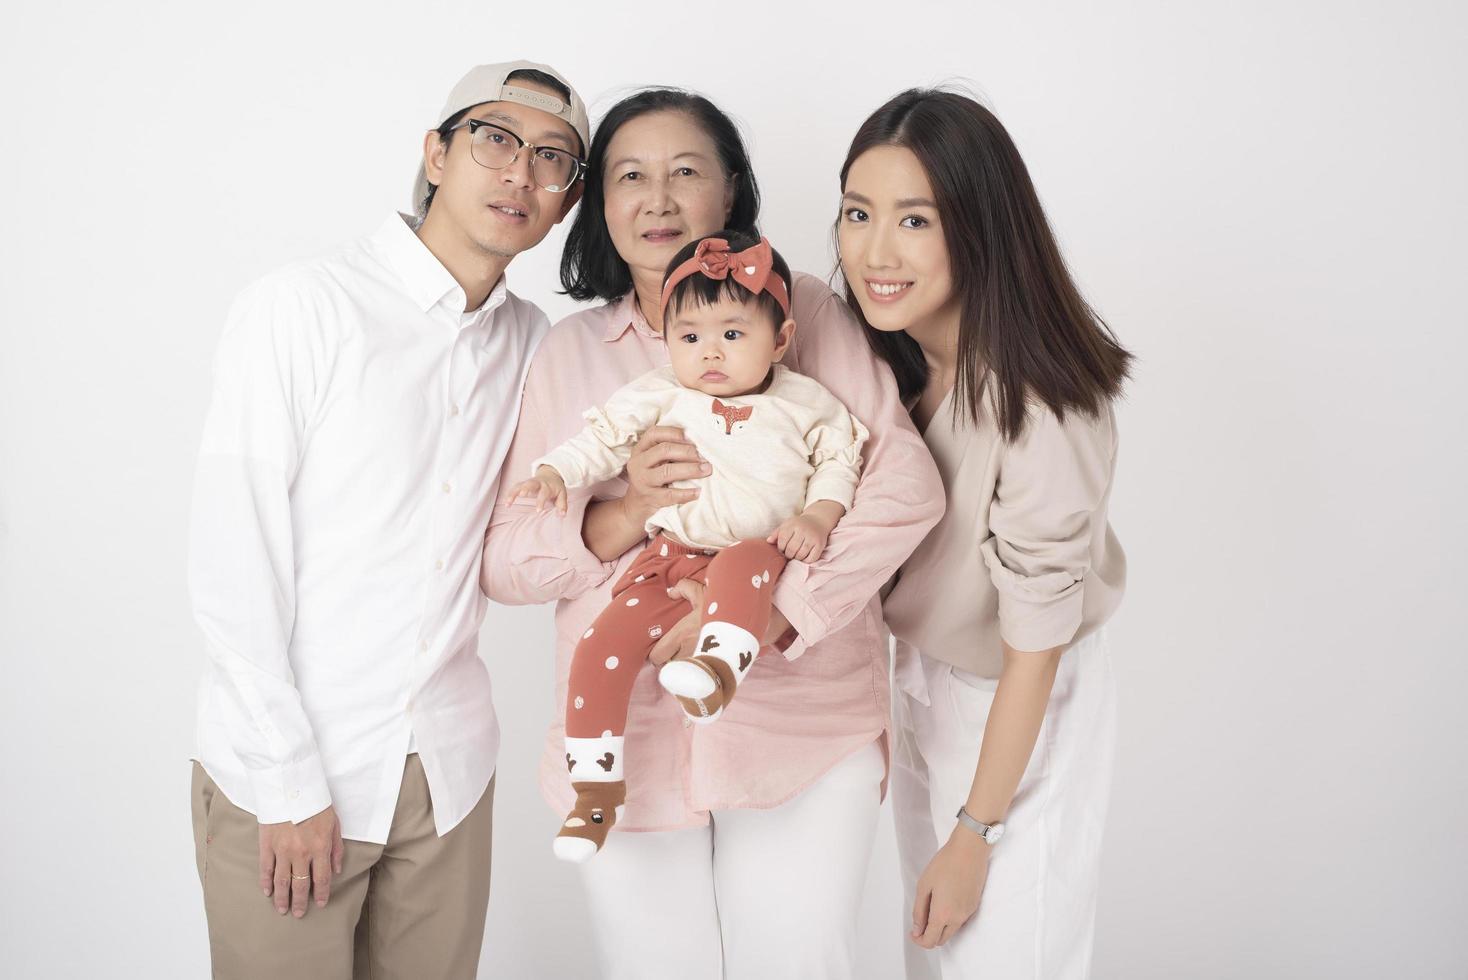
[481,89,943,979]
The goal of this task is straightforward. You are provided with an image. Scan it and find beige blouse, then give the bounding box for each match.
[882,387,1125,678]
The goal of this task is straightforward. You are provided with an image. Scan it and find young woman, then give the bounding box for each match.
[837,89,1132,979]
[480,89,943,979]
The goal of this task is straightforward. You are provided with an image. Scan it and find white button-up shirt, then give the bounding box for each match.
[189,213,548,843]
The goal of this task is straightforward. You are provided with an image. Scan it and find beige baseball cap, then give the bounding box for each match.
[411,60,591,210]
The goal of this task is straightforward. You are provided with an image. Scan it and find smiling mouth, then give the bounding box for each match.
[491,203,528,219]
[867,280,913,297]
[642,229,683,242]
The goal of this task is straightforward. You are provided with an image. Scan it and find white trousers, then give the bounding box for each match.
[892,631,1117,980]
[578,739,886,980]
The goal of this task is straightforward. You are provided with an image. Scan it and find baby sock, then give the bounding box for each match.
[657,621,760,725]
[554,734,626,862]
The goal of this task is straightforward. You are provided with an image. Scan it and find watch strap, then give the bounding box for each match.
[955,806,998,842]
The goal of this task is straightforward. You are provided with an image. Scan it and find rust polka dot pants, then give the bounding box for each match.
[554,533,787,863]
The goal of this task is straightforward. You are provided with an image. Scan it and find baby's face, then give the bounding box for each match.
[665,296,795,397]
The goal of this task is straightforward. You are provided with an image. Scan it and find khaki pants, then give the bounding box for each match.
[191,756,494,980]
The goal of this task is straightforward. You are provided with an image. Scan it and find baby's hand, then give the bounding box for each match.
[768,500,846,563]
[504,466,569,515]
[769,514,831,563]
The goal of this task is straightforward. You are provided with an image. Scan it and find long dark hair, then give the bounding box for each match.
[838,89,1132,440]
[561,89,762,302]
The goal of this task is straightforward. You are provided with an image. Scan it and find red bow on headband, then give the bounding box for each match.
[659,237,792,317]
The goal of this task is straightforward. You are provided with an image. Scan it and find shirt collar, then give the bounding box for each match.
[373,212,509,317]
[603,290,663,343]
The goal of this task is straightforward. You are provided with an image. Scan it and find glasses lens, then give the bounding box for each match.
[469,124,518,170]
[532,149,577,193]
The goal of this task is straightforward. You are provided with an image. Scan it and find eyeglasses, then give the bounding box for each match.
[445,118,585,193]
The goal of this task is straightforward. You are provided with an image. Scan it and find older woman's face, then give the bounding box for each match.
[602,110,735,285]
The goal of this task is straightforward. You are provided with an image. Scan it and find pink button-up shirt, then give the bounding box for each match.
[481,273,944,831]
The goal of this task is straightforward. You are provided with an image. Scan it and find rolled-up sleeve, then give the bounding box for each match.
[981,404,1115,653]
[772,279,944,659]
[481,341,619,605]
[188,279,332,825]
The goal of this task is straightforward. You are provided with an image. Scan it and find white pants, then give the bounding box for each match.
[892,631,1117,980]
[578,739,886,980]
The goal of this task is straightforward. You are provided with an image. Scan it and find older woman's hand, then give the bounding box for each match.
[583,427,712,562]
[620,426,710,527]
[649,578,707,666]
[649,577,793,666]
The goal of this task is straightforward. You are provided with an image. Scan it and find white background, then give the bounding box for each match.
[2,1,1464,977]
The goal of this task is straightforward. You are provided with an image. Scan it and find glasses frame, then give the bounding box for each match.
[445,118,586,194]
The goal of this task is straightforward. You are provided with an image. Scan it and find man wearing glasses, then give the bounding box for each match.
[187,61,588,977]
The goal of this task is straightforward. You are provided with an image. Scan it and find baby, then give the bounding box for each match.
[506,231,869,861]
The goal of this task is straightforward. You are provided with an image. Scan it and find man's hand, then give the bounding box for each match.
[259,805,344,918]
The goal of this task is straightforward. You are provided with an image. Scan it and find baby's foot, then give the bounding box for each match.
[552,780,627,863]
[659,622,758,725]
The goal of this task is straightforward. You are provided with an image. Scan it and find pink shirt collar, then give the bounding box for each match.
[602,291,664,343]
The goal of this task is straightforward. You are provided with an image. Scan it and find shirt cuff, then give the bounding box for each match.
[247,752,333,825]
[803,473,858,513]
[770,560,829,661]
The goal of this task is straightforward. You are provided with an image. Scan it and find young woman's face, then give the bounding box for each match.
[664,295,793,398]
[602,111,736,287]
[837,145,955,335]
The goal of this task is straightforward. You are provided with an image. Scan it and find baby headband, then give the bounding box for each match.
[659,237,791,318]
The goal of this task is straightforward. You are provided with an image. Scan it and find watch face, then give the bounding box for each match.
[985,823,1005,845]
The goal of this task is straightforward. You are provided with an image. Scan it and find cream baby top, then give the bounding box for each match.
[533,364,869,550]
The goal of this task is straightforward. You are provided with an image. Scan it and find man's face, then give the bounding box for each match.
[422,81,584,260]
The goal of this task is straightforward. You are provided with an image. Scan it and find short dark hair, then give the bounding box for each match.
[661,230,792,331]
[419,69,577,218]
[560,89,761,302]
[838,89,1133,440]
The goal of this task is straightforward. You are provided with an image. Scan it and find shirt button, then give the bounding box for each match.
[450,404,461,417]
[419,640,429,653]
[441,482,452,494]
[288,789,300,799]
[435,559,445,570]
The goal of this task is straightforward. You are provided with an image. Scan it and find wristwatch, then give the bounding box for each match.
[955,806,1005,846]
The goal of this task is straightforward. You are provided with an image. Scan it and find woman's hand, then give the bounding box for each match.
[504,466,569,514]
[648,578,793,666]
[584,428,711,563]
[910,829,991,949]
[622,426,710,526]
